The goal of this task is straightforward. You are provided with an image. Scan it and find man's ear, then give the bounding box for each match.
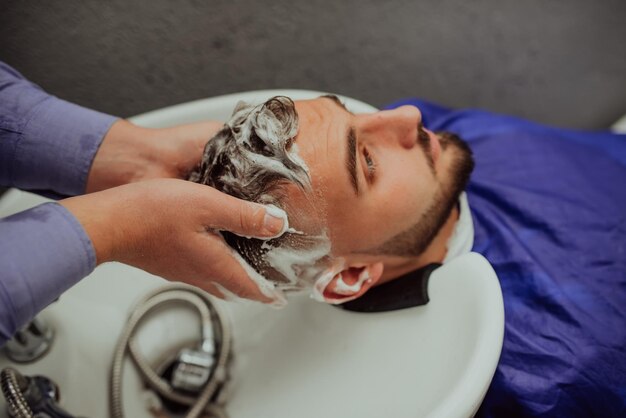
[316,262,384,304]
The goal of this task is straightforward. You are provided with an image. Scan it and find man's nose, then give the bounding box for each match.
[360,105,422,149]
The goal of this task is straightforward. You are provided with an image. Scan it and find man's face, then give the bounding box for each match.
[288,97,472,270]
[195,95,473,303]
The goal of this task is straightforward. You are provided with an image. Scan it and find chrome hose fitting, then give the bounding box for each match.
[1,368,33,418]
[0,367,76,418]
[2,317,55,363]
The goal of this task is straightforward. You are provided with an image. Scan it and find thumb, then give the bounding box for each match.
[200,185,288,239]
[235,202,289,239]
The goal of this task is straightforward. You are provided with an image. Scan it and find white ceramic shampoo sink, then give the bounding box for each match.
[0,90,504,418]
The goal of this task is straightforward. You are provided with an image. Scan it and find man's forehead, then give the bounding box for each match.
[293,95,347,112]
[291,97,351,165]
[292,96,351,141]
[320,94,350,111]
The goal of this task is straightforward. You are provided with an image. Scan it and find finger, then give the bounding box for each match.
[197,185,288,239]
[192,232,282,304]
[212,250,280,304]
[199,281,227,300]
[219,273,278,304]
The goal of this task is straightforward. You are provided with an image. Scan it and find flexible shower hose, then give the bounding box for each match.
[0,368,33,418]
[109,284,232,418]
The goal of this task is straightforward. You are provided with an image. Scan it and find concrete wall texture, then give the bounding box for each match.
[1,0,625,129]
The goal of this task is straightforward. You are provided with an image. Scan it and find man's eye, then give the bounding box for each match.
[363,148,377,179]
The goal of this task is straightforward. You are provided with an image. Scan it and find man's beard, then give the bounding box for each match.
[369,131,475,257]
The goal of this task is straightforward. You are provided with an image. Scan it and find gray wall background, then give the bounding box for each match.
[1,0,626,130]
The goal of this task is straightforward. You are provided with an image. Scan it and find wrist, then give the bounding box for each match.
[60,196,113,265]
[59,186,146,265]
[86,120,222,194]
[86,120,156,193]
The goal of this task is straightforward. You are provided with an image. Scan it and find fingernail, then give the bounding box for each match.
[263,204,288,237]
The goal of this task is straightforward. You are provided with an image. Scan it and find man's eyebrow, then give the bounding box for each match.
[320,95,359,195]
[346,126,359,195]
[321,94,353,114]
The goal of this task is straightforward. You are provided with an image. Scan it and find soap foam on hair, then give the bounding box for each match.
[190,96,334,304]
[226,244,288,308]
[263,233,331,290]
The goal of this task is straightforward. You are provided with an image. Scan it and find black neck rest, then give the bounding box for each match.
[337,263,442,313]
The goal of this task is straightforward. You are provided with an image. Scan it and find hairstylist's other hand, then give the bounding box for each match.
[61,179,287,304]
[86,119,222,193]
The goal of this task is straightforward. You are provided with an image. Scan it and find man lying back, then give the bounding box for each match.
[189,95,474,304]
[191,95,626,418]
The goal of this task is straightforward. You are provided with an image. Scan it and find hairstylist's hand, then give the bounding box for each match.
[61,178,287,304]
[86,119,222,193]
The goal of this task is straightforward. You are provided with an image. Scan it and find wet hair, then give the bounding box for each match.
[189,96,308,203]
[189,96,326,291]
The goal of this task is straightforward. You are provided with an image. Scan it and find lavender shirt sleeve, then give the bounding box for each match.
[0,204,96,345]
[0,62,117,345]
[0,61,118,195]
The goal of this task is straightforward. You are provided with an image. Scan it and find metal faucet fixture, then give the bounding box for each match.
[2,317,55,363]
[0,367,80,418]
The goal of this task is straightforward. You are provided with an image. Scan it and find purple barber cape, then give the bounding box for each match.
[386,98,626,418]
